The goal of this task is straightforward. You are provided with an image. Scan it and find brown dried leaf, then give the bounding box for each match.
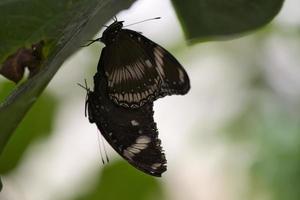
[0,41,44,83]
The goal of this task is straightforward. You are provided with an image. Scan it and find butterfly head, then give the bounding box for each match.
[101,21,124,45]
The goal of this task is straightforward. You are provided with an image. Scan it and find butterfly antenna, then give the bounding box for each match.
[113,15,118,22]
[77,79,89,91]
[100,134,110,163]
[124,17,161,27]
[81,38,101,47]
[97,132,106,164]
[77,79,90,117]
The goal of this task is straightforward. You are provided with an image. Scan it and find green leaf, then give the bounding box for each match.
[0,0,136,154]
[171,0,284,42]
[0,81,58,173]
[75,160,165,200]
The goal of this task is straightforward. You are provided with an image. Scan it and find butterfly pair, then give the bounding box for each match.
[85,18,190,177]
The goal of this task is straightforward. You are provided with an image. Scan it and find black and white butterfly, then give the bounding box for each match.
[85,58,167,176]
[85,18,190,108]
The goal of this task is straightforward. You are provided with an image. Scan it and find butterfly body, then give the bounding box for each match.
[97,20,190,108]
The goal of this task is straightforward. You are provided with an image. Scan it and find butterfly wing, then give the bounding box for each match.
[123,29,190,96]
[100,29,190,108]
[100,36,163,108]
[88,56,167,176]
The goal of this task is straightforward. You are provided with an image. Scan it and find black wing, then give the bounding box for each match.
[88,62,167,176]
[99,29,190,108]
[123,29,190,96]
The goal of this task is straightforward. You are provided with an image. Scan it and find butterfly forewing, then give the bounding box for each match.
[87,68,167,176]
[123,29,190,96]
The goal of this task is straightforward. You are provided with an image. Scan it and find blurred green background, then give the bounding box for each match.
[1,0,299,200]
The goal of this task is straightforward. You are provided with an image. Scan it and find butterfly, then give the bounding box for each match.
[84,54,167,177]
[84,17,190,108]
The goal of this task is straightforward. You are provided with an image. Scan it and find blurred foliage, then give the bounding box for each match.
[0,0,285,159]
[226,91,300,200]
[0,0,289,197]
[0,81,58,173]
[0,81,15,101]
[213,11,300,198]
[171,0,284,42]
[251,112,300,200]
[74,160,165,200]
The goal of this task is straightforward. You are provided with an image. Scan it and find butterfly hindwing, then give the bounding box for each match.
[87,67,167,176]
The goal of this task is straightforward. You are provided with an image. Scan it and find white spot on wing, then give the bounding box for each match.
[145,59,152,68]
[127,147,141,154]
[123,150,134,160]
[124,93,129,102]
[132,143,148,150]
[136,136,151,144]
[128,93,132,102]
[151,163,162,170]
[125,135,151,156]
[119,94,124,101]
[137,93,141,101]
[178,68,185,83]
[131,120,139,126]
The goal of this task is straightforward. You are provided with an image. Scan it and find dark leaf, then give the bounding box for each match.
[171,0,284,42]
